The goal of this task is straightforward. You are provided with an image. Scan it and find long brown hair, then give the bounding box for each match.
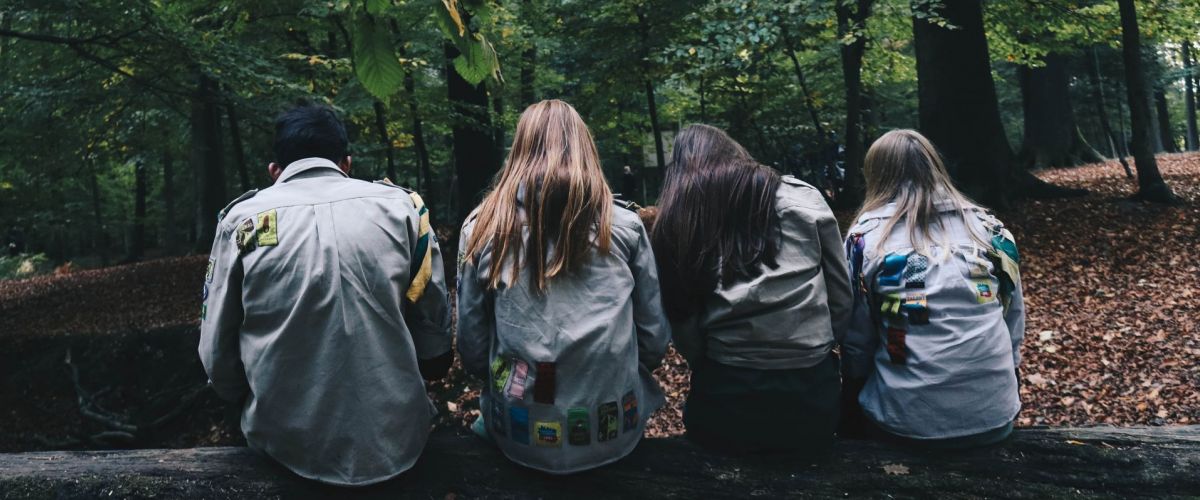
[857,129,987,253]
[651,124,781,321]
[463,99,613,291]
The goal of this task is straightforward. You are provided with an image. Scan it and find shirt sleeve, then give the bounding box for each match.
[455,219,493,380]
[403,209,454,361]
[198,223,250,402]
[817,205,854,344]
[841,234,880,381]
[628,221,672,370]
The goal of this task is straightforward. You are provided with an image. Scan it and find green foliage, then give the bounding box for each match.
[0,254,52,281]
[353,14,407,100]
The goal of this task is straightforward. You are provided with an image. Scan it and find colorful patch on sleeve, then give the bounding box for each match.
[598,402,619,442]
[568,408,590,446]
[879,293,903,319]
[490,398,506,437]
[886,327,907,364]
[534,421,562,447]
[509,406,530,444]
[879,253,908,287]
[491,357,511,394]
[533,362,556,404]
[205,258,215,283]
[973,279,996,303]
[506,359,529,400]
[200,304,207,322]
[235,218,255,253]
[903,253,929,288]
[621,391,639,432]
[901,293,928,324]
[965,247,992,278]
[255,209,278,247]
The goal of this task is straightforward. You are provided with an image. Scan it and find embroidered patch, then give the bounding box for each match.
[491,357,511,394]
[965,247,992,278]
[490,398,506,437]
[568,408,590,446]
[200,304,207,321]
[622,391,639,432]
[534,421,562,447]
[879,254,908,287]
[879,293,903,319]
[903,294,930,325]
[235,218,255,253]
[598,402,619,442]
[255,209,278,247]
[506,359,529,400]
[974,280,995,303]
[205,258,215,283]
[903,253,928,288]
[509,406,530,444]
[533,362,556,404]
[886,327,907,364]
[201,284,209,301]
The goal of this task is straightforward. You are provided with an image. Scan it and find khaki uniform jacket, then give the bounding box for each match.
[670,176,854,370]
[842,201,1025,439]
[199,158,452,486]
[456,201,671,474]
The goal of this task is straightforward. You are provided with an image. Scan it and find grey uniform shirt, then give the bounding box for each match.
[456,203,671,474]
[670,176,854,370]
[199,158,452,486]
[842,201,1025,439]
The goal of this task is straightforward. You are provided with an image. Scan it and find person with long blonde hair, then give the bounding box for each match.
[651,124,852,454]
[456,100,670,473]
[841,129,1025,448]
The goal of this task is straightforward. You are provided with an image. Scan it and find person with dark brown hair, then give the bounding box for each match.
[651,124,852,454]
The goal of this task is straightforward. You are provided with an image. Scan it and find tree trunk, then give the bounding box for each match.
[446,42,499,221]
[88,158,108,266]
[836,0,873,209]
[781,26,825,139]
[404,71,433,196]
[1117,0,1175,203]
[644,79,666,173]
[1183,41,1198,151]
[519,0,536,107]
[162,150,177,253]
[1087,47,1134,177]
[373,100,397,181]
[128,160,147,262]
[192,74,227,249]
[1153,87,1177,153]
[1017,53,1104,169]
[225,99,250,192]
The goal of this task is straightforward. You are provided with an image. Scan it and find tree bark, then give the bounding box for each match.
[225,99,250,192]
[1153,87,1177,153]
[191,74,227,249]
[1087,47,1134,177]
[1184,41,1198,151]
[644,79,666,172]
[404,71,433,196]
[834,0,872,209]
[373,100,397,181]
[87,158,108,266]
[1017,53,1104,169]
[162,150,177,253]
[446,42,499,221]
[128,160,147,262]
[1117,0,1175,202]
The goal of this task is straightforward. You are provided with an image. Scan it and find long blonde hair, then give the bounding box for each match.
[856,129,987,253]
[463,99,613,291]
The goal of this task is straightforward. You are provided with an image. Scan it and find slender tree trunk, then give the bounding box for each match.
[373,100,397,181]
[446,41,499,220]
[519,0,536,107]
[162,150,177,253]
[698,74,707,123]
[404,71,432,196]
[192,74,227,249]
[129,160,147,261]
[1154,87,1177,153]
[225,99,250,192]
[1018,53,1104,168]
[1182,42,1197,151]
[836,0,873,208]
[88,158,108,266]
[1087,46,1133,177]
[1117,0,1175,202]
[635,7,666,181]
[781,26,825,138]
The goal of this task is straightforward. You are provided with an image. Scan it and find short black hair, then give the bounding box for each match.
[273,105,349,167]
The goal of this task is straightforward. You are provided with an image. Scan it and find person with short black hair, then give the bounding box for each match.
[199,104,453,485]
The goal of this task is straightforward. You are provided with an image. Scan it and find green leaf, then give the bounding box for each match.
[365,0,389,16]
[452,34,499,85]
[352,16,405,100]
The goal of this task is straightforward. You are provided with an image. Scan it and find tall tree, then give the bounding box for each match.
[1183,42,1198,151]
[1086,46,1133,177]
[519,0,537,107]
[447,40,500,219]
[635,4,666,176]
[1117,0,1175,202]
[191,73,226,250]
[129,159,147,261]
[834,0,873,208]
[1018,53,1104,168]
[372,100,397,181]
[1153,86,1177,153]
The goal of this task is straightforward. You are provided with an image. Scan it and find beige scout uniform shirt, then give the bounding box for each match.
[199,158,452,486]
[456,202,671,474]
[669,176,854,370]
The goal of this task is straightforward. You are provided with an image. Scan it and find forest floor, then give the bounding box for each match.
[0,153,1197,450]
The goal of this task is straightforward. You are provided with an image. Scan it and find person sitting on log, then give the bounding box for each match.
[650,124,853,454]
[456,99,671,473]
[841,129,1026,449]
[198,104,454,485]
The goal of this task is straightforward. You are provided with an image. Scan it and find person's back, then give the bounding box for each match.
[199,106,452,485]
[456,100,670,473]
[841,129,1024,448]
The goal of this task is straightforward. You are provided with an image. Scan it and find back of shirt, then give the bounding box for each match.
[841,201,1025,440]
[199,158,452,485]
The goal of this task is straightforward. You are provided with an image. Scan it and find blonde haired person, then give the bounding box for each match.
[456,100,671,473]
[841,129,1025,448]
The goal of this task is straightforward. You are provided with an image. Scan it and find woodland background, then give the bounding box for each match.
[0,0,1197,449]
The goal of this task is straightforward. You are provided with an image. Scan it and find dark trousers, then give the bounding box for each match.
[683,354,840,455]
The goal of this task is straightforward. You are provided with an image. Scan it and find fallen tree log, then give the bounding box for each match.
[1,426,1198,499]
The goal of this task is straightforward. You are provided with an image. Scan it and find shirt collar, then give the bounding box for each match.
[275,157,348,184]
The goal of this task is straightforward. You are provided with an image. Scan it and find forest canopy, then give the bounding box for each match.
[1,0,1198,264]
